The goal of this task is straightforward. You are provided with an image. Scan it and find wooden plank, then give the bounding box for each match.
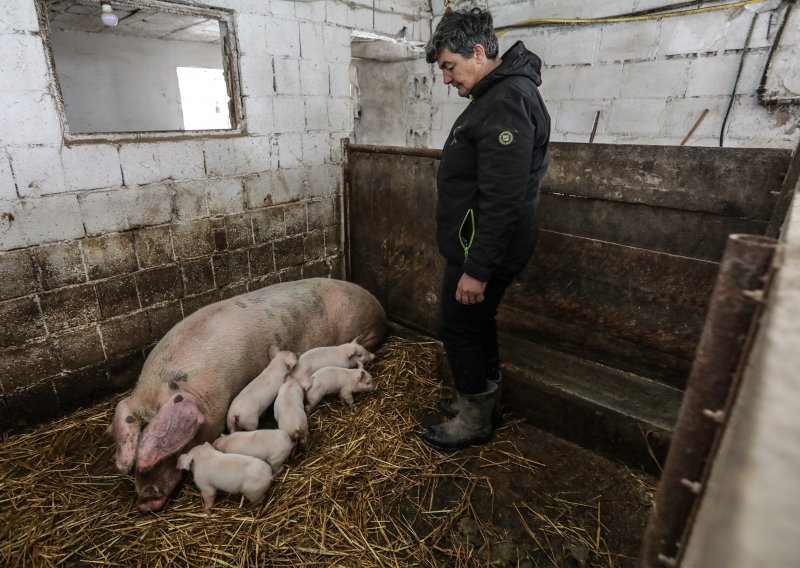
[546,143,790,218]
[498,333,680,473]
[497,307,693,387]
[540,194,768,261]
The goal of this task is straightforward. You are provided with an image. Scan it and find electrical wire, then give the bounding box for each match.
[495,0,769,36]
[719,12,760,146]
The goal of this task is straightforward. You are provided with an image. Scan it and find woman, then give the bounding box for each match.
[423,8,551,451]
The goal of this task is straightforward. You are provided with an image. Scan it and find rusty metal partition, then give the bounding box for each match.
[344,141,791,389]
[639,234,778,567]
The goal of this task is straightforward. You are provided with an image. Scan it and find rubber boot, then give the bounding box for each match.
[423,382,498,451]
[437,372,503,427]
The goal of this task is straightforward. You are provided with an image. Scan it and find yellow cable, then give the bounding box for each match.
[496,0,767,37]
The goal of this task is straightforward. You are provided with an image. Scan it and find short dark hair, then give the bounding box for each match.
[425,8,499,64]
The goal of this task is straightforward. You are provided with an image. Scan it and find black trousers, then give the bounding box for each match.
[437,263,513,394]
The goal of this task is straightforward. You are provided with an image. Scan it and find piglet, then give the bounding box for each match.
[176,442,273,510]
[227,345,298,433]
[212,429,295,476]
[290,340,375,389]
[305,367,377,412]
[273,380,309,446]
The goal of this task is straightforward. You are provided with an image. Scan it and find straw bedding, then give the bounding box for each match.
[0,336,626,567]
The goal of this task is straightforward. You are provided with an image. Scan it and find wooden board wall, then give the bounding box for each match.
[345,142,791,388]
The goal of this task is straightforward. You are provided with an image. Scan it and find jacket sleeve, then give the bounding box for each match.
[462,94,536,281]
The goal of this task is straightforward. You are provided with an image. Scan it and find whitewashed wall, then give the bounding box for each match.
[0,0,429,253]
[427,0,800,149]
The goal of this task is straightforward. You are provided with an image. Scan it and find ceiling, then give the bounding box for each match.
[46,1,222,43]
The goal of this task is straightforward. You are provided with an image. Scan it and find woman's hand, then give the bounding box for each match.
[455,273,487,304]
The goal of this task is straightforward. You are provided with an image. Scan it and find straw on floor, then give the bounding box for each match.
[0,336,617,567]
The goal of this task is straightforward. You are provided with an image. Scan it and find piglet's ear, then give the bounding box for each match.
[137,393,205,472]
[176,453,193,471]
[347,345,358,358]
[268,345,280,359]
[358,369,366,382]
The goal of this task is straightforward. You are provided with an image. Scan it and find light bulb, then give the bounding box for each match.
[101,4,119,27]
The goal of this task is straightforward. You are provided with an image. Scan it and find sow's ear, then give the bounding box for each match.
[136,393,205,472]
[107,396,141,475]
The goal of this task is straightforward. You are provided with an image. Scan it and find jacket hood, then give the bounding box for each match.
[470,41,543,98]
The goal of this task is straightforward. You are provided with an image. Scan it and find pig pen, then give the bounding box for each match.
[343,140,792,470]
[0,335,654,567]
[0,140,793,568]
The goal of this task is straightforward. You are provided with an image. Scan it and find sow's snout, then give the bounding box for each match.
[135,456,183,512]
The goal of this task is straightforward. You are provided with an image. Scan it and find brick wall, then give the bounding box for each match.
[0,0,429,430]
[0,198,342,430]
[427,0,800,149]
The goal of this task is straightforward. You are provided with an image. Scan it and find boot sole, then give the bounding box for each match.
[421,430,493,452]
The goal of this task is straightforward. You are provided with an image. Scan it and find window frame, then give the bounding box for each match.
[34,0,246,144]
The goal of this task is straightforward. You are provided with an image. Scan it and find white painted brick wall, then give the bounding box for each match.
[2,0,796,254]
[299,22,326,60]
[326,1,350,27]
[267,18,301,58]
[305,97,330,131]
[328,97,354,131]
[239,54,274,98]
[323,25,352,63]
[349,7,375,31]
[277,132,304,169]
[662,96,728,145]
[545,27,599,66]
[686,53,741,98]
[206,177,246,216]
[0,34,51,93]
[119,144,164,186]
[234,13,270,56]
[556,100,612,135]
[0,92,63,147]
[424,1,799,150]
[597,21,659,63]
[17,194,84,245]
[159,141,207,182]
[274,58,302,95]
[620,57,688,99]
[607,97,667,135]
[330,62,351,97]
[538,65,574,100]
[244,96,275,135]
[11,145,68,197]
[571,64,623,100]
[0,152,15,201]
[295,0,327,23]
[0,1,39,33]
[307,163,340,198]
[299,60,331,97]
[272,0,296,19]
[273,96,307,132]
[61,144,122,191]
[173,180,209,221]
[302,131,330,166]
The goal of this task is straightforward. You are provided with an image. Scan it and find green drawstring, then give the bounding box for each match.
[459,209,475,259]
